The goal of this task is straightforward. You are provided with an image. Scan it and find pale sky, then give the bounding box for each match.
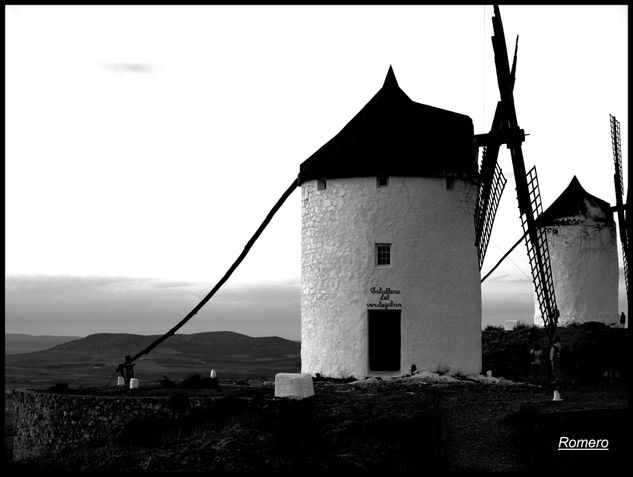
[5,5,628,338]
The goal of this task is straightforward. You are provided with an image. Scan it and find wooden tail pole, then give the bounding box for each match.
[116,178,299,374]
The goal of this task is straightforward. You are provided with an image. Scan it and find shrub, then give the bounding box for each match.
[47,382,70,393]
[481,324,627,382]
[158,375,176,388]
[179,373,219,389]
[514,322,536,330]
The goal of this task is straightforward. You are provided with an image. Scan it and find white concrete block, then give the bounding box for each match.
[129,378,139,389]
[274,373,314,399]
[116,377,125,386]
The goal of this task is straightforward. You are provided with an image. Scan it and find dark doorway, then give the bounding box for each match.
[368,309,401,371]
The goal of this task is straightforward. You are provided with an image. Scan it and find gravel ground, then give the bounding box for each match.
[5,376,629,473]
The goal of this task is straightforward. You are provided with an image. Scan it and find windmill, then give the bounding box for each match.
[475,5,559,342]
[116,4,562,378]
[610,114,631,320]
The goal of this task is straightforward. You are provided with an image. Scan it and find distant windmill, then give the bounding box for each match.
[610,115,631,320]
[533,176,619,327]
[475,5,558,342]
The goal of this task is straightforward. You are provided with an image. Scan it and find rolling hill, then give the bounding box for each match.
[5,332,301,388]
[5,334,81,355]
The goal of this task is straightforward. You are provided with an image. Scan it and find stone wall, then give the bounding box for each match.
[11,389,217,461]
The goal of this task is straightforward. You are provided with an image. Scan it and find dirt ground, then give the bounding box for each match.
[4,377,630,473]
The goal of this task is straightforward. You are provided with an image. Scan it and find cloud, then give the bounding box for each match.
[104,62,156,74]
[4,275,301,339]
[4,274,202,295]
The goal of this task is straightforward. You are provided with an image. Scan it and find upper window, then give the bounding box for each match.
[377,176,389,187]
[375,243,391,266]
[317,179,327,191]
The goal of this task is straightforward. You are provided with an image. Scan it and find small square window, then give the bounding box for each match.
[317,179,327,190]
[375,243,391,266]
[377,176,389,187]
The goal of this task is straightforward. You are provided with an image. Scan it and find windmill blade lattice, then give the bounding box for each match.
[611,116,624,198]
[521,167,557,330]
[475,145,507,269]
[610,114,628,295]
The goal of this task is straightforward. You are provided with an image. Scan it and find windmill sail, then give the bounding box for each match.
[479,4,559,339]
[522,167,557,329]
[475,145,507,268]
[611,114,629,295]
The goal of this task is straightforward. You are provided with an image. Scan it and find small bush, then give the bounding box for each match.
[514,323,536,330]
[158,375,176,388]
[482,324,627,382]
[179,373,219,389]
[47,382,70,393]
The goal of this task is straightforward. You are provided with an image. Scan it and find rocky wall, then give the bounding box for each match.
[11,389,215,461]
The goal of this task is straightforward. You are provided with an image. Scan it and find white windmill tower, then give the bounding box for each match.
[533,176,619,326]
[298,67,482,378]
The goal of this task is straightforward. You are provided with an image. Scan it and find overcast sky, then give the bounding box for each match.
[5,5,628,339]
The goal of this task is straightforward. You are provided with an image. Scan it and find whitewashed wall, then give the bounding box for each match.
[300,176,481,378]
[534,223,618,326]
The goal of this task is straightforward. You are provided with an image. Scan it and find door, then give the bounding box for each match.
[368,309,401,371]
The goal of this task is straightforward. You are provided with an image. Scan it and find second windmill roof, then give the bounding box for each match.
[538,176,613,225]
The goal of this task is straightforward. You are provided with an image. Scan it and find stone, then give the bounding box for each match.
[274,373,314,399]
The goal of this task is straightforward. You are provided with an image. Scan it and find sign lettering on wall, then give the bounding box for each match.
[367,287,402,309]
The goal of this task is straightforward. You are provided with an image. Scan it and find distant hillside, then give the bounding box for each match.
[5,332,301,386]
[46,331,298,358]
[7,331,299,361]
[5,334,81,355]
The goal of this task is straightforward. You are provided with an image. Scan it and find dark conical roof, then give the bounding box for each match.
[298,66,476,184]
[538,176,613,226]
